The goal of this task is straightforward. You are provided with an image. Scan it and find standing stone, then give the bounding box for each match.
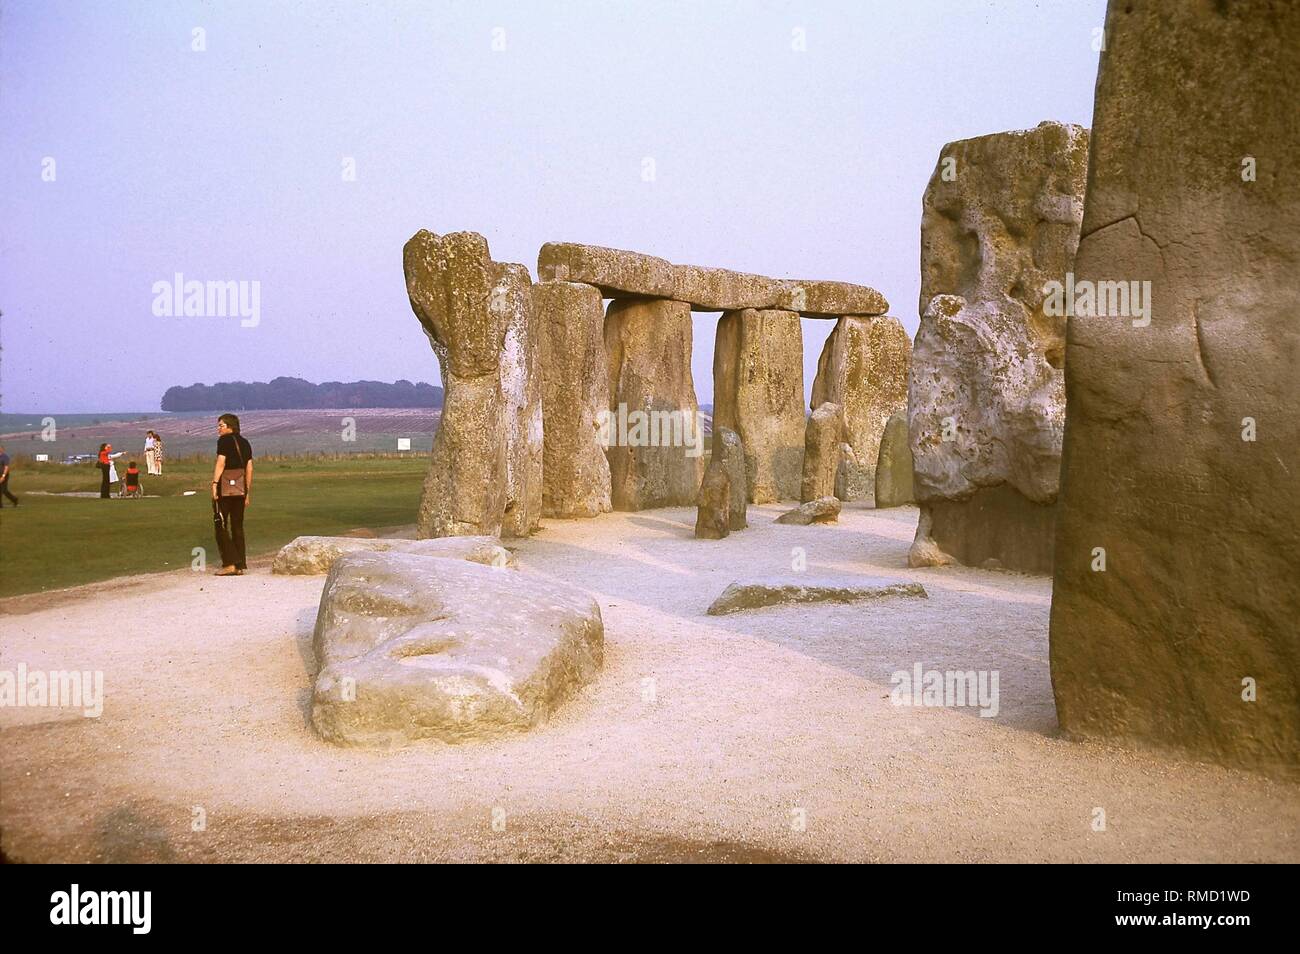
[713,426,748,530]
[811,315,910,500]
[404,230,508,538]
[694,463,731,540]
[604,298,705,510]
[834,444,868,502]
[498,263,543,538]
[874,412,914,507]
[713,309,805,503]
[908,122,1089,572]
[1049,1,1300,776]
[801,402,844,503]
[536,281,612,518]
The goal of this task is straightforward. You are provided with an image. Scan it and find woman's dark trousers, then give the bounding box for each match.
[215,495,247,570]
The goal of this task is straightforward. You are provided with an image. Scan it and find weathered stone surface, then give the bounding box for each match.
[834,443,870,502]
[926,483,1055,570]
[706,575,927,616]
[311,552,603,746]
[801,402,843,503]
[712,426,748,530]
[603,298,705,509]
[775,496,840,525]
[713,309,805,503]
[907,509,954,568]
[874,412,914,507]
[536,281,612,518]
[405,230,506,537]
[273,535,512,575]
[537,242,887,316]
[498,263,543,538]
[404,230,541,539]
[908,122,1089,572]
[694,463,731,540]
[811,315,910,500]
[1049,1,1300,776]
[776,280,889,319]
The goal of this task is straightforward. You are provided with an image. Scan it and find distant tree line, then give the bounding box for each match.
[161,377,444,411]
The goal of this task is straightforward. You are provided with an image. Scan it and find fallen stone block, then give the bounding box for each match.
[311,552,603,746]
[706,575,927,616]
[775,496,841,525]
[272,535,513,575]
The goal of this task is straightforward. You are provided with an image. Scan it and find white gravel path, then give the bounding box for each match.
[2,503,1297,862]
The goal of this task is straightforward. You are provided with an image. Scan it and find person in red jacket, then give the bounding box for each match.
[97,443,112,499]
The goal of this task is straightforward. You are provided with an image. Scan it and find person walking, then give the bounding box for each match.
[211,413,253,576]
[144,431,159,476]
[0,445,18,508]
[97,443,113,498]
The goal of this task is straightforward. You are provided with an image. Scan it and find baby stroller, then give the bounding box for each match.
[121,465,143,499]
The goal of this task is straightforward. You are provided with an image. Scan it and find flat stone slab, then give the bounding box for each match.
[312,551,603,746]
[706,575,927,616]
[537,242,887,317]
[272,535,513,575]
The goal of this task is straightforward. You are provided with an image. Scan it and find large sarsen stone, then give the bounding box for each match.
[713,308,805,503]
[311,552,603,746]
[908,122,1089,572]
[1049,1,1300,777]
[536,280,612,518]
[811,315,910,500]
[403,230,541,539]
[603,298,705,509]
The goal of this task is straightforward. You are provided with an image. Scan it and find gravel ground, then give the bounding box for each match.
[2,502,1297,863]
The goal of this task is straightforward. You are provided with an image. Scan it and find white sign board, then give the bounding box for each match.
[397,437,411,451]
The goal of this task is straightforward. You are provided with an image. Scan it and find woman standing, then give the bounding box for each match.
[211,413,253,576]
[97,443,112,498]
[154,432,165,475]
[144,431,158,476]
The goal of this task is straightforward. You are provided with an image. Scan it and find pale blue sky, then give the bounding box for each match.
[0,0,1106,412]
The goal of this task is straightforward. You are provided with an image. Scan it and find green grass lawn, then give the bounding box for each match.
[0,456,427,597]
